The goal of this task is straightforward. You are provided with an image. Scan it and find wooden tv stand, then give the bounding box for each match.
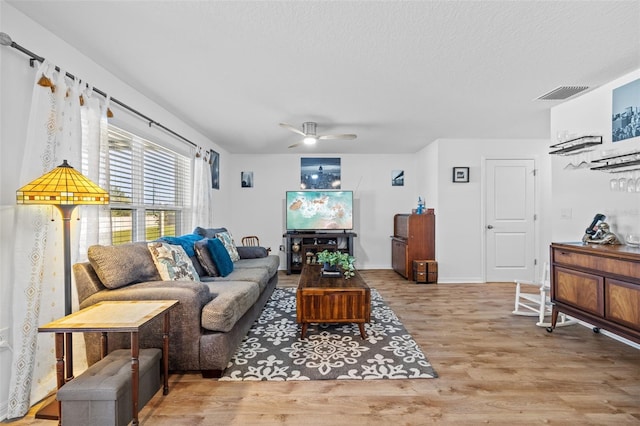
[548,242,640,344]
[284,232,356,274]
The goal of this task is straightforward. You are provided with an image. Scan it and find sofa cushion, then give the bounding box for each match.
[193,226,228,239]
[157,233,203,257]
[235,255,280,277]
[201,281,260,332]
[147,242,200,282]
[207,238,234,277]
[215,231,240,262]
[194,239,219,277]
[88,242,161,289]
[205,267,271,293]
[236,246,269,259]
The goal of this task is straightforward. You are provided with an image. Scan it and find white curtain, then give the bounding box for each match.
[191,148,214,227]
[7,61,108,418]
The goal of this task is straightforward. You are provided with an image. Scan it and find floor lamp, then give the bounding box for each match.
[16,159,109,419]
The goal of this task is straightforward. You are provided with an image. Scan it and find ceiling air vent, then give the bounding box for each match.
[536,86,589,100]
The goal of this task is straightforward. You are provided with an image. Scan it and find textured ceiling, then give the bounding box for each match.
[7,1,640,154]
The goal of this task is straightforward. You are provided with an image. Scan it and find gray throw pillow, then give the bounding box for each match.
[194,239,219,277]
[88,242,160,289]
[236,246,269,259]
[193,226,228,239]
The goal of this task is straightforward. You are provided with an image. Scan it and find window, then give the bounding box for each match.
[106,126,191,244]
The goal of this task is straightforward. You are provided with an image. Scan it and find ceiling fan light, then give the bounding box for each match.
[303,136,317,145]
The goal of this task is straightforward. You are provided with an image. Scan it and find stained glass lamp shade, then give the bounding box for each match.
[16,159,109,315]
[16,159,109,205]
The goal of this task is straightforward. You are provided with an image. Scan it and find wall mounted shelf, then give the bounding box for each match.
[549,135,603,155]
[590,150,640,172]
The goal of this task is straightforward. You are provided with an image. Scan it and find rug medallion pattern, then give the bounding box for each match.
[220,288,438,381]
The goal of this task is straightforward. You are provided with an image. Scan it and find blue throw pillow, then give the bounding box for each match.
[158,234,202,257]
[207,237,234,277]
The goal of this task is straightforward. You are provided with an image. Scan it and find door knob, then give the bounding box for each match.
[487,225,494,229]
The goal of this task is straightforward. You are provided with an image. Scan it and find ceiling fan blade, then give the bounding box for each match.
[288,142,302,148]
[318,134,357,140]
[279,122,306,136]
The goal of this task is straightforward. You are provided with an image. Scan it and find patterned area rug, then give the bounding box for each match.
[220,288,438,381]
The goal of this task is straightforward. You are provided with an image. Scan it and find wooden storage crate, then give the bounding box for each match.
[413,260,437,284]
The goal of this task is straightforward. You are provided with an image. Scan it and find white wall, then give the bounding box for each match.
[227,153,421,270]
[550,69,640,241]
[228,138,551,283]
[425,139,551,283]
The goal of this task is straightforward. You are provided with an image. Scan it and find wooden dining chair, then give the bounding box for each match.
[241,235,270,253]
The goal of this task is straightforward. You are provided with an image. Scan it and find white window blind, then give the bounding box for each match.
[107,126,191,244]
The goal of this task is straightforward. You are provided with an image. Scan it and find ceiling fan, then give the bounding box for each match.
[279,122,357,148]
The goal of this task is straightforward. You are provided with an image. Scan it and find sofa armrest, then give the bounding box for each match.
[236,246,269,259]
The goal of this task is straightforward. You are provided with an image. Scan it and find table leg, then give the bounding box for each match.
[130,332,140,426]
[358,323,367,339]
[550,306,559,329]
[162,312,170,395]
[64,333,74,382]
[301,323,308,339]
[55,333,65,426]
[100,332,108,358]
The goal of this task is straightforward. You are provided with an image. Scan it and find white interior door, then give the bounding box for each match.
[485,159,535,282]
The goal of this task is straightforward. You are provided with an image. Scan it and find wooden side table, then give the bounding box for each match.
[38,300,179,426]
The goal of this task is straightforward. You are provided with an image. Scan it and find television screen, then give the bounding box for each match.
[286,190,353,231]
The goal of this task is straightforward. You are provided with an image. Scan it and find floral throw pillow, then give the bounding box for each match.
[148,242,200,282]
[215,231,240,262]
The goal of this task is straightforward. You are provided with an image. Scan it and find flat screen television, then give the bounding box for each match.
[286,190,353,231]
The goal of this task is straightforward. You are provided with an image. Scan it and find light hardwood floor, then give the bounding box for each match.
[7,270,640,425]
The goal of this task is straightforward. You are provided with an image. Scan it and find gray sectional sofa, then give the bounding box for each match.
[72,227,279,378]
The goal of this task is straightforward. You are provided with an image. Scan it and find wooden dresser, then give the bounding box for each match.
[391,212,435,279]
[549,242,640,343]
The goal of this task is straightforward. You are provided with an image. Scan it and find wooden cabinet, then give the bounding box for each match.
[550,243,640,344]
[391,212,435,279]
[284,232,356,274]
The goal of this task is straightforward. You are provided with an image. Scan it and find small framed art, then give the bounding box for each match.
[241,171,253,188]
[391,170,404,186]
[452,167,469,183]
[210,150,220,189]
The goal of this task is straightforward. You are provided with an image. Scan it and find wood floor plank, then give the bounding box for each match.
[12,269,640,425]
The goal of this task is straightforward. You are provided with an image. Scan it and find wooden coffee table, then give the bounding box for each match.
[296,263,371,338]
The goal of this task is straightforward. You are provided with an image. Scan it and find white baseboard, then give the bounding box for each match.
[576,321,640,350]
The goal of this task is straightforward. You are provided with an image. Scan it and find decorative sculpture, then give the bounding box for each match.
[582,222,621,245]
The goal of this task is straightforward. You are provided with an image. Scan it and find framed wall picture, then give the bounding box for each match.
[391,170,404,186]
[452,167,469,183]
[241,171,253,188]
[210,150,220,189]
[300,157,341,189]
[612,78,640,142]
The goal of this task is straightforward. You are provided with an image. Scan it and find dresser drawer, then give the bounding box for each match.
[553,248,640,280]
[606,279,640,330]
[554,266,604,316]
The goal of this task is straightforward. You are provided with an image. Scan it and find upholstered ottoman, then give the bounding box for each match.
[57,348,161,426]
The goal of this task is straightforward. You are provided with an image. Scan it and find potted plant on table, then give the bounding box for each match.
[316,249,356,279]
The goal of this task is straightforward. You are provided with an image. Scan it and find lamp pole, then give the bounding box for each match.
[56,204,77,382]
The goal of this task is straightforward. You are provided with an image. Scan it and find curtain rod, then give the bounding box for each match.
[0,32,197,149]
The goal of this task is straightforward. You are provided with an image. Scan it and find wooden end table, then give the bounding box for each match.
[38,300,179,426]
[296,264,371,338]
